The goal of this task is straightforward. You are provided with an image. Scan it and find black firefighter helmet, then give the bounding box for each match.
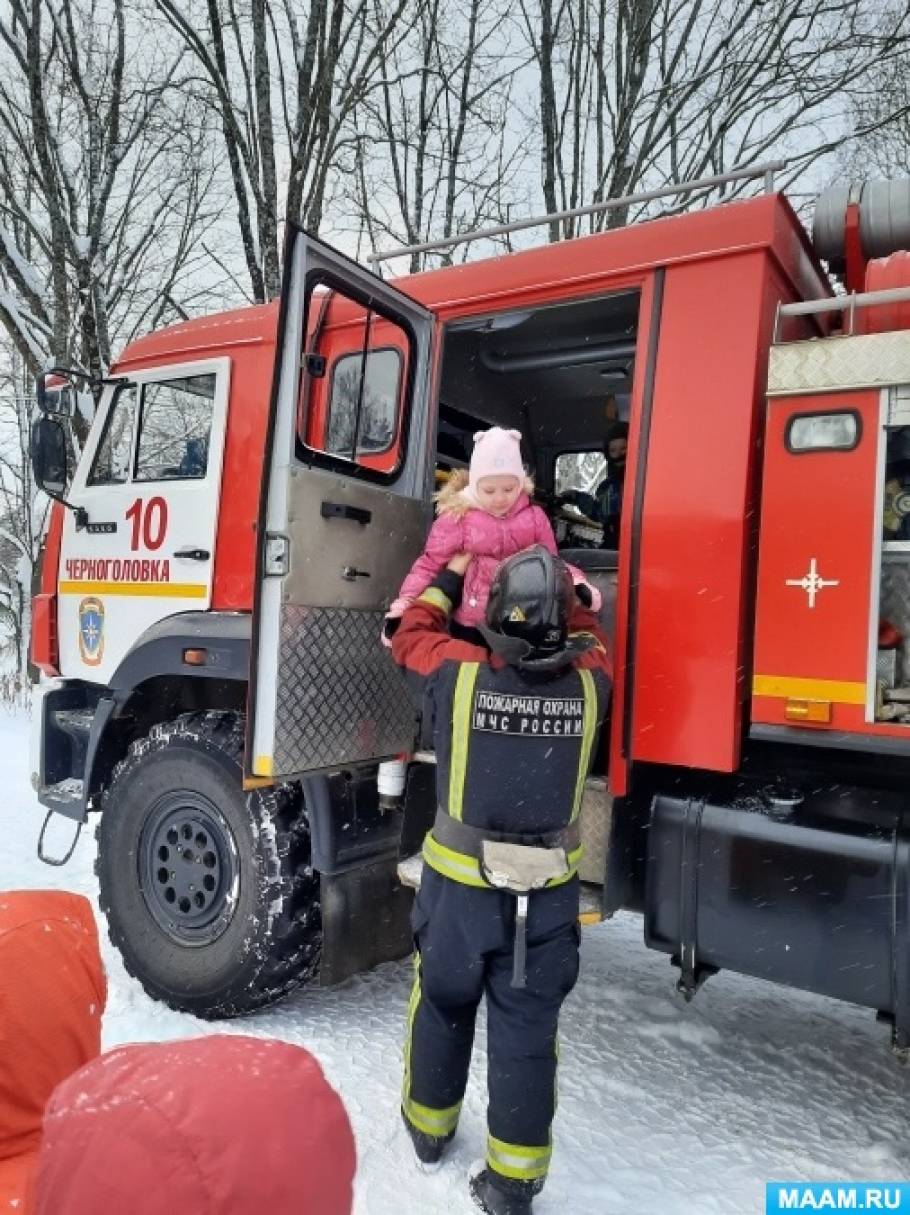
[478,545,594,672]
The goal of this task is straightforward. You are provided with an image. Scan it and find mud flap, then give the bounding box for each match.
[319,857,415,986]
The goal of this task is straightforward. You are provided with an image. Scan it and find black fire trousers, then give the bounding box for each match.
[402,865,580,1188]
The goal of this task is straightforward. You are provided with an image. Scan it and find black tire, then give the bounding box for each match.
[96,711,321,1018]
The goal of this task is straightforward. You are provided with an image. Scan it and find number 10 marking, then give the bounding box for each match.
[126,497,168,551]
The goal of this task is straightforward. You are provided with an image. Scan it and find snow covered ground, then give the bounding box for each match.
[2,706,908,1213]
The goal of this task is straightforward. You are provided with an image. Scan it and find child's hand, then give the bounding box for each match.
[446,553,472,575]
[380,597,413,649]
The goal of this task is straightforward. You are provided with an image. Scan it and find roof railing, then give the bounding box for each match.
[775,286,910,340]
[367,160,787,268]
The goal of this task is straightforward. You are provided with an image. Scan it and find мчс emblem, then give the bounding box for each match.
[78,597,105,665]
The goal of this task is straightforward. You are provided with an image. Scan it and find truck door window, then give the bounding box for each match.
[298,285,411,479]
[326,347,401,458]
[88,384,138,485]
[134,374,216,482]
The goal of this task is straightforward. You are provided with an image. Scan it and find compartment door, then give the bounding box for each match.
[249,229,436,778]
[752,392,881,731]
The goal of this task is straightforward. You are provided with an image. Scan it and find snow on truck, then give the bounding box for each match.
[27,166,910,1053]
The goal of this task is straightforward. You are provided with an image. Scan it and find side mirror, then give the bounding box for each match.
[36,367,94,421]
[31,414,69,497]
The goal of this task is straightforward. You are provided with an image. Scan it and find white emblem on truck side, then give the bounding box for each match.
[785,558,839,609]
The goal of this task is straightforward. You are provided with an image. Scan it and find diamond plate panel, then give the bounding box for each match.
[880,557,910,688]
[578,778,611,885]
[768,332,910,396]
[273,606,417,774]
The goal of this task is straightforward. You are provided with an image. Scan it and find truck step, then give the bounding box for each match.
[54,709,94,739]
[43,778,85,805]
[396,853,604,923]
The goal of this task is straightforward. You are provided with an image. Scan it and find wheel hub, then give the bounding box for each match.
[139,794,238,945]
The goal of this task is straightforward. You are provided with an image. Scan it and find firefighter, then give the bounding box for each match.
[558,420,628,549]
[391,545,612,1214]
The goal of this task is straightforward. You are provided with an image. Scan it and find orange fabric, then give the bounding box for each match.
[34,1035,356,1215]
[0,891,105,1213]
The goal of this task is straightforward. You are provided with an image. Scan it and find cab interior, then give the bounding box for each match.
[433,290,641,648]
[435,290,638,484]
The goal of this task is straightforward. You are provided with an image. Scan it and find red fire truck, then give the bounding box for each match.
[29,167,910,1054]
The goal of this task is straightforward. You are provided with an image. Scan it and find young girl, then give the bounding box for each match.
[376,427,599,808]
[377,427,600,808]
[384,426,599,641]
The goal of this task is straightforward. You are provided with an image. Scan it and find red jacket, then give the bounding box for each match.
[33,1034,356,1215]
[0,891,105,1214]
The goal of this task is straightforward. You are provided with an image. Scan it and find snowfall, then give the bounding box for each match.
[1,707,908,1214]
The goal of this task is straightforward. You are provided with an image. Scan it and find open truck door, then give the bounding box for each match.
[249,230,437,779]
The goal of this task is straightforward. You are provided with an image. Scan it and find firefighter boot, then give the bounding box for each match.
[469,1169,540,1214]
[401,1108,454,1165]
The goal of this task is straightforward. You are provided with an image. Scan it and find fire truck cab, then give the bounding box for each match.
[29,174,910,1051]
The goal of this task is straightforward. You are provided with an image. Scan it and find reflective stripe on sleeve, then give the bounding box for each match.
[487,1135,552,1182]
[418,587,453,613]
[570,668,597,822]
[448,661,479,821]
[568,629,606,653]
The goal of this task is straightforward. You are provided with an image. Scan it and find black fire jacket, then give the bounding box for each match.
[391,570,612,841]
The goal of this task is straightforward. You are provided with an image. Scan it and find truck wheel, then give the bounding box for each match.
[95,711,321,1018]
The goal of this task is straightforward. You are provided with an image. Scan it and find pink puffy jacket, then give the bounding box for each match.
[393,471,600,629]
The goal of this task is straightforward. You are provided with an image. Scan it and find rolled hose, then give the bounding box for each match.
[813,180,910,269]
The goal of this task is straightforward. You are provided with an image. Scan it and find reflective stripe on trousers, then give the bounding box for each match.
[487,1134,553,1182]
[402,952,463,1138]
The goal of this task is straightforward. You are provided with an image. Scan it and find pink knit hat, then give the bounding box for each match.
[469,428,525,497]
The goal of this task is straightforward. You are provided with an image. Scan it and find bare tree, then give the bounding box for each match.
[0,0,224,385]
[518,0,910,240]
[156,0,415,300]
[0,341,47,685]
[838,38,910,180]
[343,0,525,269]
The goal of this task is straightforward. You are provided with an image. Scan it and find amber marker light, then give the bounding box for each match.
[784,699,832,724]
